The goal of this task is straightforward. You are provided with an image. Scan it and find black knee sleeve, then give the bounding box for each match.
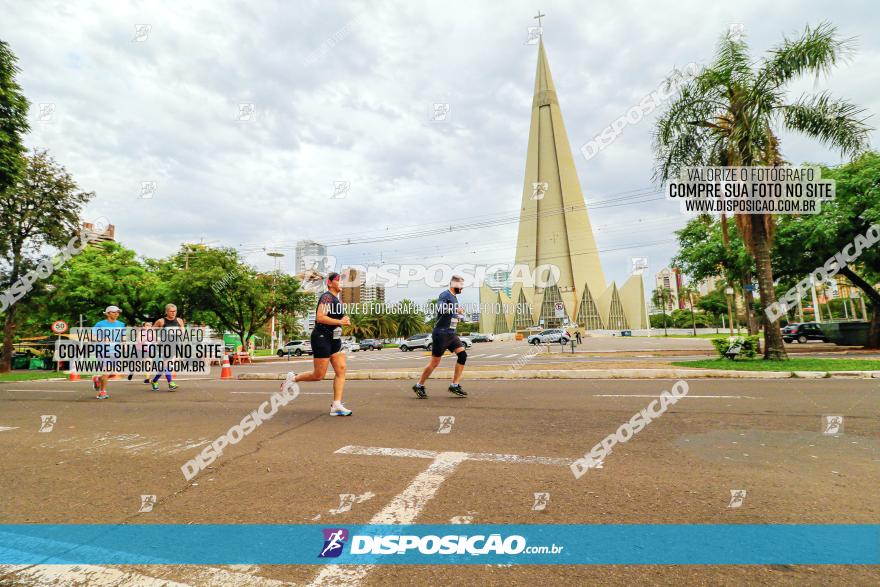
[457,351,467,365]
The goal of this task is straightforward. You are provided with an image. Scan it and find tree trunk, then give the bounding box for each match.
[740,272,758,335]
[838,265,880,348]
[750,215,787,360]
[1,306,16,373]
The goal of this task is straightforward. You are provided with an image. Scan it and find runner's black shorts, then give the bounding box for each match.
[311,329,342,358]
[431,331,464,357]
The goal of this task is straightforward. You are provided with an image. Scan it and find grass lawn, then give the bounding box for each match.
[0,371,68,382]
[252,349,276,357]
[671,358,880,371]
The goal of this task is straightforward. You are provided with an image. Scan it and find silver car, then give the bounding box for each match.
[526,329,571,345]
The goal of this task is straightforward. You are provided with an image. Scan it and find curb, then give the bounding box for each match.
[237,369,880,381]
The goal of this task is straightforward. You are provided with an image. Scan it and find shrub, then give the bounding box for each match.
[711,335,760,359]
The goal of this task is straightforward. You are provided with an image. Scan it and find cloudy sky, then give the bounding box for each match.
[4,0,878,305]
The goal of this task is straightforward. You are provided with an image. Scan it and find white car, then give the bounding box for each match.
[527,329,571,345]
[344,341,360,352]
[276,340,312,356]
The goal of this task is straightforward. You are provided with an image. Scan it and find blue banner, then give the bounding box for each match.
[0,524,876,565]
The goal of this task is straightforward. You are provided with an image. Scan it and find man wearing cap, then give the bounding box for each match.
[92,305,125,399]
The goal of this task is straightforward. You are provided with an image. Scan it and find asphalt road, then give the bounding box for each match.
[1,376,877,585]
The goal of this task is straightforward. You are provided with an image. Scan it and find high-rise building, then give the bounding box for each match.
[653,267,680,312]
[82,222,115,243]
[486,269,512,297]
[294,240,330,274]
[479,38,647,333]
[339,267,385,306]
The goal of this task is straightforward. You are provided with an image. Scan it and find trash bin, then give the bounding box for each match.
[29,357,45,370]
[12,355,30,370]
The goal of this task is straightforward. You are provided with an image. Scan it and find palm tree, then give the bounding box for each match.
[655,23,871,359]
[651,286,673,336]
[393,300,425,338]
[344,311,373,340]
[679,283,700,336]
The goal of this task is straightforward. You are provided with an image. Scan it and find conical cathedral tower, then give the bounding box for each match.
[480,38,646,334]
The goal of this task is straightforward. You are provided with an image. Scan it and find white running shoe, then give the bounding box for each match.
[281,371,297,394]
[329,403,352,416]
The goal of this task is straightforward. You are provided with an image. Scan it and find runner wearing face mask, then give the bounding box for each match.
[412,275,468,399]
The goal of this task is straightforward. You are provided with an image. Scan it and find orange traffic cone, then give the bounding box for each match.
[67,361,80,381]
[220,353,233,379]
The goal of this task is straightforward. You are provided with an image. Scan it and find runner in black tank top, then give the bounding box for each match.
[151,303,183,391]
[281,272,353,416]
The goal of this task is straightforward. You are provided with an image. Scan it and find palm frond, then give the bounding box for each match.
[782,92,873,157]
[757,21,854,90]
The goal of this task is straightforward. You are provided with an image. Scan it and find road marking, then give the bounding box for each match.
[504,354,519,358]
[4,389,77,393]
[593,394,756,399]
[0,564,294,586]
[308,445,569,586]
[231,391,332,395]
[485,354,502,358]
[0,426,19,432]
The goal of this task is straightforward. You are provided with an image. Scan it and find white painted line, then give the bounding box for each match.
[5,389,76,393]
[504,354,519,358]
[231,391,331,395]
[0,565,294,586]
[593,394,755,399]
[309,445,570,586]
[0,565,190,587]
[485,354,502,358]
[0,426,19,432]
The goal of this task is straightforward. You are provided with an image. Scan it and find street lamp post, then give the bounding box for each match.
[267,252,285,351]
[725,286,735,336]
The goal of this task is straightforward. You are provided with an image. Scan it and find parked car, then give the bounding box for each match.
[782,322,829,344]
[458,336,473,349]
[471,333,494,342]
[344,341,360,353]
[276,340,312,356]
[359,339,383,351]
[527,328,571,345]
[399,333,431,352]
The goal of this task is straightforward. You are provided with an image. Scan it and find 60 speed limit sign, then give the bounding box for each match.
[51,320,68,334]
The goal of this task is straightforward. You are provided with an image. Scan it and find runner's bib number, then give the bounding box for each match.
[333,327,342,340]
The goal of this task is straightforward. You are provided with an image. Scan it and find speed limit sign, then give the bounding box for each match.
[51,320,69,334]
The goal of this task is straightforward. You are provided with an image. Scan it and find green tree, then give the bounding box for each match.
[0,40,29,203]
[773,152,880,346]
[655,22,871,359]
[169,246,311,348]
[43,242,167,326]
[344,310,374,340]
[0,150,94,371]
[651,286,673,336]
[679,283,700,335]
[392,299,425,338]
